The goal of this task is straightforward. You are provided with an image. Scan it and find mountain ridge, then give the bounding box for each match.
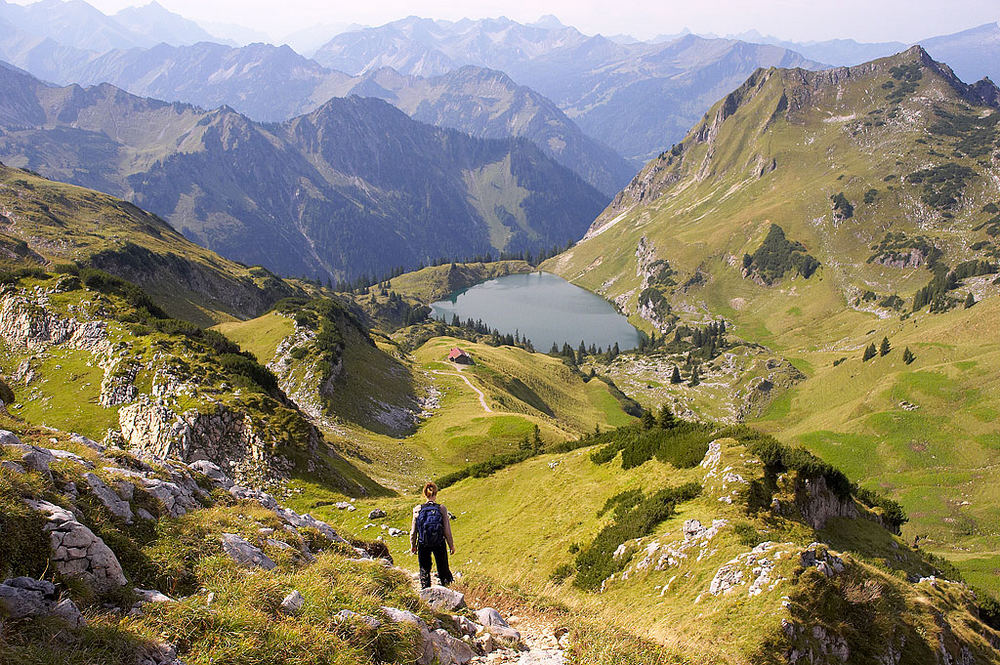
[0,65,606,280]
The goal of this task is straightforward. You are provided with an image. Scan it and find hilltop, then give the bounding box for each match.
[545,45,1000,590]
[0,164,297,325]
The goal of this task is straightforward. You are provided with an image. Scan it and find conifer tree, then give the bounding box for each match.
[965,292,976,308]
[550,342,559,355]
[658,404,676,429]
[578,340,588,360]
[903,347,915,365]
[689,365,700,386]
[671,365,682,384]
[862,343,877,361]
[532,425,542,452]
[879,337,891,357]
[641,410,657,430]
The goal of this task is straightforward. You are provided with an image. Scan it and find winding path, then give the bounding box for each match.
[431,365,492,413]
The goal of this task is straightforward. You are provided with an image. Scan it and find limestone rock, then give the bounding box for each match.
[336,609,381,629]
[420,585,466,612]
[189,460,233,489]
[134,588,174,604]
[51,597,85,627]
[368,508,387,519]
[428,628,475,664]
[25,499,127,592]
[83,472,134,524]
[220,533,276,570]
[0,460,24,474]
[0,430,22,447]
[0,577,57,619]
[453,614,481,637]
[70,433,104,451]
[280,590,304,615]
[475,607,521,642]
[0,577,84,627]
[475,607,510,628]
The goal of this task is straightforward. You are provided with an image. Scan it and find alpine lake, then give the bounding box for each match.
[430,272,640,351]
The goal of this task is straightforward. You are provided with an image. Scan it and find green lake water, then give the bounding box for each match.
[430,272,640,351]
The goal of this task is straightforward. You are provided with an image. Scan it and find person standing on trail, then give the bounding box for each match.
[410,481,455,588]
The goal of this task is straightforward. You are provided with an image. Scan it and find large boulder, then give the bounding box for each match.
[420,585,466,611]
[220,533,276,570]
[25,500,127,593]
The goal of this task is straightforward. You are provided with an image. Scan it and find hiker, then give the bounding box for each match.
[410,481,455,588]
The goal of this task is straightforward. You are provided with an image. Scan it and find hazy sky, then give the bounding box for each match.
[8,0,1000,43]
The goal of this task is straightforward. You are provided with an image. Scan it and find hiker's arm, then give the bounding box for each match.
[409,507,418,553]
[441,504,455,553]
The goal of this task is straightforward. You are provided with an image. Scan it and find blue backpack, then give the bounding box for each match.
[416,502,445,547]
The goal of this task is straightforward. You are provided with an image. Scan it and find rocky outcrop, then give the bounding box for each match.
[220,533,277,570]
[118,396,314,485]
[83,472,134,524]
[0,576,84,627]
[790,476,858,531]
[0,289,107,351]
[24,499,127,593]
[381,606,476,665]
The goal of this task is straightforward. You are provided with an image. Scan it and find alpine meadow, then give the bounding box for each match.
[1,2,1000,664]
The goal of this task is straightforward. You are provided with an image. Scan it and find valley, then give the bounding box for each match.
[2,5,1000,664]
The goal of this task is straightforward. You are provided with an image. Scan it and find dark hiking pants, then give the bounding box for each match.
[417,542,453,588]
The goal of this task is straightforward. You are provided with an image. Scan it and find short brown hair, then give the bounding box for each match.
[422,482,438,499]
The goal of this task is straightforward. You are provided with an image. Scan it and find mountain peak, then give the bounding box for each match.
[531,14,564,29]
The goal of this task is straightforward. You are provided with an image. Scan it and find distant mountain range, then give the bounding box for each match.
[0,0,226,51]
[23,42,631,195]
[2,1,999,167]
[311,16,828,162]
[726,22,1000,84]
[0,63,606,280]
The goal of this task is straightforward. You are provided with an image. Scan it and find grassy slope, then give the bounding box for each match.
[756,294,1000,591]
[542,49,1000,590]
[329,339,632,491]
[0,417,429,665]
[212,313,296,364]
[211,304,637,493]
[0,165,294,325]
[287,435,1000,664]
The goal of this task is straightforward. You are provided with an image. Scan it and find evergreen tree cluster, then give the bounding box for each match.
[912,261,994,312]
[435,315,538,353]
[830,192,854,220]
[743,224,820,284]
[324,240,576,294]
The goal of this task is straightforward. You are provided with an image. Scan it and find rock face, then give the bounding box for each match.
[792,476,858,530]
[0,577,83,627]
[0,287,320,488]
[24,500,127,593]
[118,396,313,485]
